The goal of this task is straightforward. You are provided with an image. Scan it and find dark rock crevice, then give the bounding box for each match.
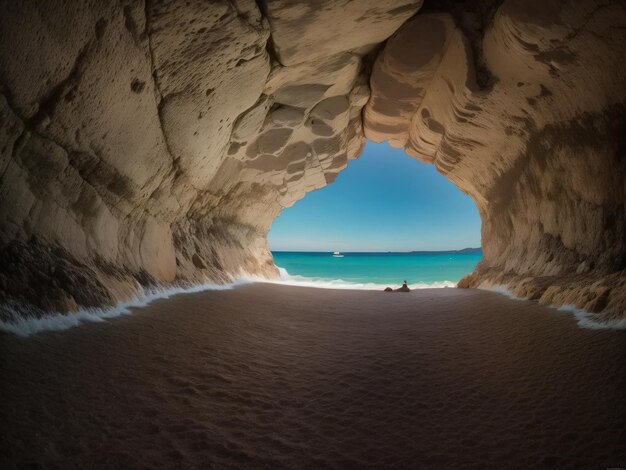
[422,0,504,90]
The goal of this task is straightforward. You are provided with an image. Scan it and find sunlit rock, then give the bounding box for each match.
[366,0,626,318]
[0,0,624,320]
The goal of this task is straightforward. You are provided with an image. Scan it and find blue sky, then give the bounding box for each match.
[268,142,481,252]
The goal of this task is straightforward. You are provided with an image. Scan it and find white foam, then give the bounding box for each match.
[0,266,458,337]
[255,267,457,290]
[484,284,525,300]
[4,269,624,336]
[481,284,626,330]
[0,278,254,337]
[556,304,626,330]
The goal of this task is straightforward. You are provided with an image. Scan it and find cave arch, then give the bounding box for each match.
[0,0,624,318]
[268,140,482,257]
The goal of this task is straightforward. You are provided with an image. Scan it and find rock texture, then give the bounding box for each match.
[365,0,626,319]
[0,0,624,320]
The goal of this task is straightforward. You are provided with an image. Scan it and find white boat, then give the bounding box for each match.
[332,251,344,258]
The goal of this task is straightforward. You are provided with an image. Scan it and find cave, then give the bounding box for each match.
[1,0,624,321]
[1,1,626,467]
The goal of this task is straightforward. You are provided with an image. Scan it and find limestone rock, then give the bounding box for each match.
[364,14,455,148]
[366,0,626,319]
[0,0,624,321]
[263,0,424,66]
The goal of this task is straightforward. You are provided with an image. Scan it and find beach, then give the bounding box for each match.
[1,284,625,469]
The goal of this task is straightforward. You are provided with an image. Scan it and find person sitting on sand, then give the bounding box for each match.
[384,281,411,292]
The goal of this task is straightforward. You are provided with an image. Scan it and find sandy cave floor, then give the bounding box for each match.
[1,285,625,469]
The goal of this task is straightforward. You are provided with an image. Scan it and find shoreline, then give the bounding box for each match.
[1,273,625,337]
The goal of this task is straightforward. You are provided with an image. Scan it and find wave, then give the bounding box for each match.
[484,284,525,300]
[4,271,623,337]
[483,284,626,330]
[256,267,457,290]
[0,267,456,337]
[4,270,623,336]
[0,278,254,337]
[556,304,626,330]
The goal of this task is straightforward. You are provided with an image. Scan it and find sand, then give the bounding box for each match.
[1,285,625,469]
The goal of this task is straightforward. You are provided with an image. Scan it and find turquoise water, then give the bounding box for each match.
[271,251,482,288]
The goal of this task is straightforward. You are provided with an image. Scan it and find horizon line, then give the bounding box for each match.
[271,247,482,254]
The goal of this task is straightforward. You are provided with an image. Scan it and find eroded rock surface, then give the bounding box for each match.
[0,0,624,320]
[365,0,626,318]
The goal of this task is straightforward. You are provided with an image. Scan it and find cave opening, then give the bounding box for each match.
[267,141,482,288]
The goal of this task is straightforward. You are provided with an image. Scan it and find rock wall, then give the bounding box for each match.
[365,0,626,318]
[0,0,624,320]
[0,0,420,315]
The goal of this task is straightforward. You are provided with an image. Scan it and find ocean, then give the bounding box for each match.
[271,250,483,289]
